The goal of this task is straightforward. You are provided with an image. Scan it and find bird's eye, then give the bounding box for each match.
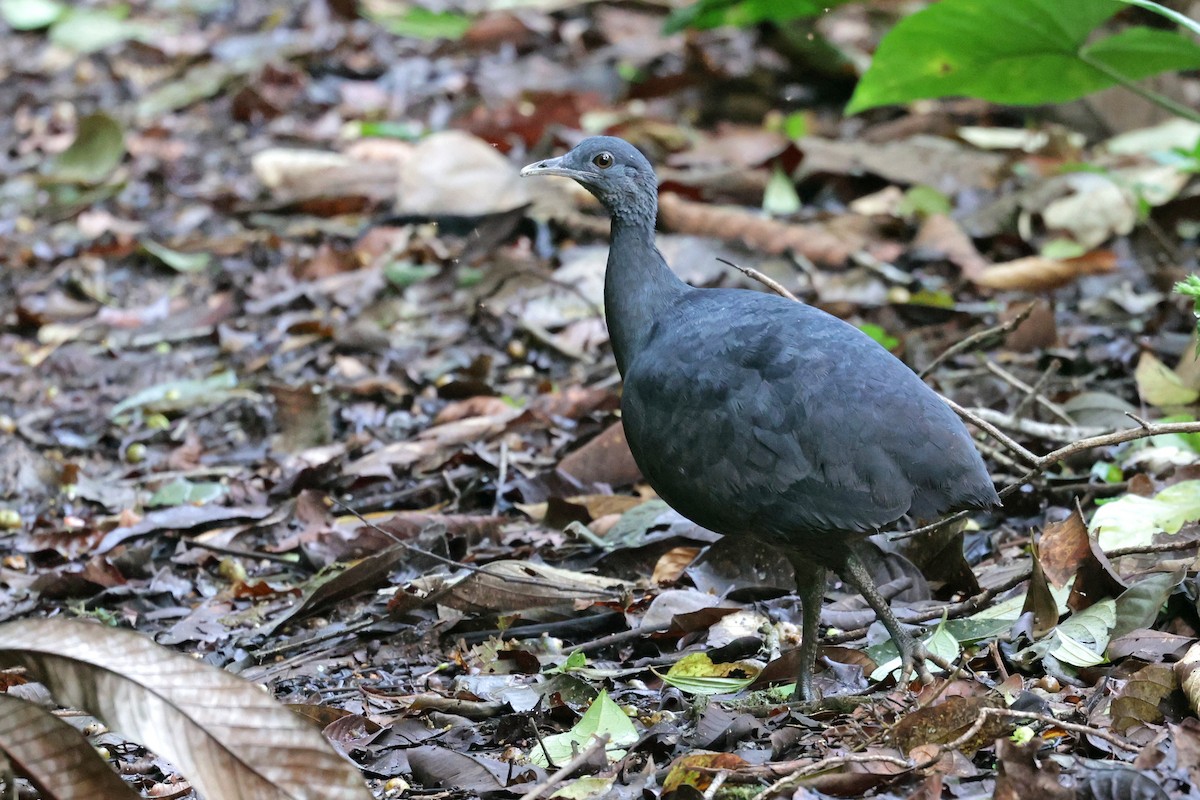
[593,152,614,168]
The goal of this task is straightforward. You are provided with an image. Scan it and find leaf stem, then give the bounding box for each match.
[1077,51,1200,123]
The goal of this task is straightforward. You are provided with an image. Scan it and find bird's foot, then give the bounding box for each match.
[897,633,958,688]
[897,634,936,687]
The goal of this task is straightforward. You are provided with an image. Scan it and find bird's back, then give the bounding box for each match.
[620,288,997,561]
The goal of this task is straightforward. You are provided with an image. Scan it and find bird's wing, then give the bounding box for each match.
[621,294,925,537]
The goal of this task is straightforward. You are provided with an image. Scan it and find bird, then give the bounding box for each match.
[521,136,999,700]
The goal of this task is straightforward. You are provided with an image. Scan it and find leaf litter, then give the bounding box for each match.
[0,1,1198,798]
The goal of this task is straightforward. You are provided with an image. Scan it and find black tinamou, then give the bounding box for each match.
[521,136,999,700]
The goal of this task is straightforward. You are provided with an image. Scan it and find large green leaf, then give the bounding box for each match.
[847,0,1200,113]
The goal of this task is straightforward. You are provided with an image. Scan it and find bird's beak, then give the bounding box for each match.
[520,155,583,179]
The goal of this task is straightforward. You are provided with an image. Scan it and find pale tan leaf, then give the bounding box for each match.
[972,252,1117,292]
[1136,351,1200,408]
[0,693,141,799]
[0,618,373,800]
[439,560,625,613]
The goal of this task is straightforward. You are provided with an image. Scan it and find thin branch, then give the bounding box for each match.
[1077,51,1200,124]
[717,257,799,301]
[1011,358,1060,420]
[941,397,1039,465]
[919,303,1036,378]
[984,361,1075,425]
[518,734,609,800]
[750,752,913,799]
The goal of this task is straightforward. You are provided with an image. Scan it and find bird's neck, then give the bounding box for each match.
[604,215,687,376]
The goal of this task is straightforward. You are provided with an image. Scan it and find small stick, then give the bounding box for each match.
[984,360,1075,425]
[1010,358,1060,420]
[918,302,1036,378]
[518,734,610,800]
[940,397,1038,465]
[717,257,799,302]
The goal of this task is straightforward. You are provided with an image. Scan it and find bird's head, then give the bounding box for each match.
[520,136,657,223]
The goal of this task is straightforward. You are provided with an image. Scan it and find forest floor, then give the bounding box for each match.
[2,1,1200,798]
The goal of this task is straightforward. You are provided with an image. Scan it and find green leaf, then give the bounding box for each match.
[898,185,951,218]
[148,478,227,508]
[858,323,899,351]
[48,112,125,185]
[141,240,212,273]
[384,261,439,288]
[762,166,801,216]
[663,0,848,34]
[1090,479,1200,549]
[1049,630,1108,667]
[529,689,637,767]
[49,5,144,53]
[0,0,66,29]
[847,0,1200,114]
[109,371,253,419]
[369,7,472,40]
[1112,571,1182,639]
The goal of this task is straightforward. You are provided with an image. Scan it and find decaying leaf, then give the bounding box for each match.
[0,692,141,798]
[1111,663,1177,732]
[0,618,374,800]
[436,560,625,614]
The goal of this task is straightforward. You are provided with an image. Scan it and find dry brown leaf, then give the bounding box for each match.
[972,251,1117,292]
[0,693,141,799]
[892,695,1007,757]
[1175,641,1200,716]
[911,214,989,281]
[1111,662,1177,732]
[437,560,625,614]
[652,546,702,585]
[657,192,855,265]
[558,420,642,487]
[0,618,373,800]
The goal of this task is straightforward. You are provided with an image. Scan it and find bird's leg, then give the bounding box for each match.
[786,556,826,702]
[841,546,934,687]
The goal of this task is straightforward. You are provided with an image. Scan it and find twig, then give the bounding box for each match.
[717,257,799,301]
[519,734,610,800]
[329,497,615,597]
[918,303,1036,378]
[528,716,559,771]
[702,770,729,800]
[965,407,1108,444]
[751,752,913,799]
[1010,358,1060,421]
[940,398,1038,465]
[984,361,1075,425]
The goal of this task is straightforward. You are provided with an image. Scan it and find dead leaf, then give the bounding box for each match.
[972,251,1117,292]
[0,618,373,800]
